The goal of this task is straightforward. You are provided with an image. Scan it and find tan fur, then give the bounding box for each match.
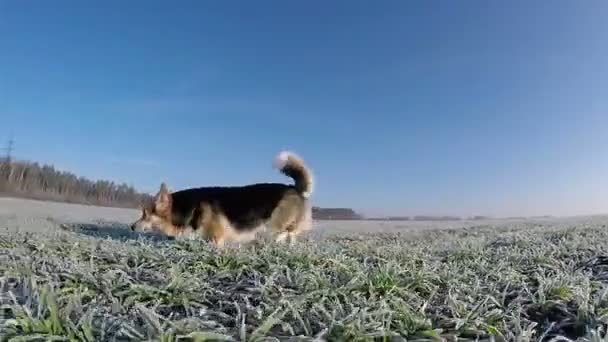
[266,190,310,244]
[275,151,314,197]
[131,151,314,246]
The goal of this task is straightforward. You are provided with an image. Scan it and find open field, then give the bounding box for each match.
[2,197,608,341]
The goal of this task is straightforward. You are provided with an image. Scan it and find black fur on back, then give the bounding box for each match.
[168,183,297,231]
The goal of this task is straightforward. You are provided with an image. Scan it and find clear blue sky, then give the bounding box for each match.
[1,1,608,217]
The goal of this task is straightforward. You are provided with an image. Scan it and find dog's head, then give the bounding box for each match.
[131,182,173,234]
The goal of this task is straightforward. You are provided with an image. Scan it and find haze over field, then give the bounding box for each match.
[0,197,602,237]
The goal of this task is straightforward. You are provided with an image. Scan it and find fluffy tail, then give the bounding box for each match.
[273,150,314,198]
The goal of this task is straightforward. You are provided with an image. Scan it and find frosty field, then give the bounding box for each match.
[2,197,608,341]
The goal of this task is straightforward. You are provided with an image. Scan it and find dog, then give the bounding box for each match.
[131,150,314,246]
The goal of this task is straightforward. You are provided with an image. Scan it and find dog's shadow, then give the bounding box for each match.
[60,220,173,243]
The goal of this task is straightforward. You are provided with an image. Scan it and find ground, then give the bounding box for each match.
[1,198,608,341]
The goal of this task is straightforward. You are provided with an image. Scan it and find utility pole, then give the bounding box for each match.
[1,136,14,164]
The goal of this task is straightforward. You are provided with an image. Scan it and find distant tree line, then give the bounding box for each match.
[0,159,152,208]
[312,207,364,220]
[364,215,495,222]
[366,216,411,221]
[412,215,462,221]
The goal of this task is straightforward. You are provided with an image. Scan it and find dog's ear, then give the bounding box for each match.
[159,182,169,193]
[155,182,171,212]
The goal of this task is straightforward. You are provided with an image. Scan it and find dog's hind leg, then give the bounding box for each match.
[285,205,312,246]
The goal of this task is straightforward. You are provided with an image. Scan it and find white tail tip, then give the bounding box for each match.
[273,150,292,169]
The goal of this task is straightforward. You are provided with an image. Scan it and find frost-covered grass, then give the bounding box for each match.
[2,218,608,341]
